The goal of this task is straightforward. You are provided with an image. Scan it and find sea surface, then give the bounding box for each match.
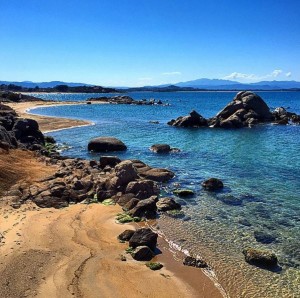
[30,91,300,297]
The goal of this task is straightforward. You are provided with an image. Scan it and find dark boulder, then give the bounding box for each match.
[129,228,158,251]
[99,156,121,168]
[138,168,175,183]
[150,144,171,153]
[202,178,224,191]
[168,110,208,127]
[118,230,135,241]
[183,256,208,268]
[88,137,127,152]
[13,118,44,146]
[128,196,158,218]
[123,198,139,211]
[125,180,159,200]
[243,248,278,268]
[156,197,181,211]
[131,246,154,261]
[0,125,15,148]
[115,193,136,206]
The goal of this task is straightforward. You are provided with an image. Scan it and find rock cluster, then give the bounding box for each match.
[118,228,158,261]
[6,155,175,211]
[167,110,208,127]
[168,91,300,128]
[87,95,164,106]
[0,103,45,151]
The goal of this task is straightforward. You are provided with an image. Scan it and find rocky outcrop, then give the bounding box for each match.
[209,91,273,128]
[167,91,300,129]
[272,107,300,125]
[87,95,165,106]
[13,118,45,148]
[88,137,127,152]
[168,110,208,127]
[0,104,46,151]
[243,248,278,268]
[202,178,224,191]
[128,228,158,251]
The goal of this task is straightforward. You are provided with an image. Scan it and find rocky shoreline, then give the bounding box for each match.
[2,90,296,296]
[0,101,224,297]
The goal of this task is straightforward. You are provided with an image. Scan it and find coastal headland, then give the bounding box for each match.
[0,99,224,297]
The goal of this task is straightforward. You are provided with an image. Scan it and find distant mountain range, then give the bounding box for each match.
[163,78,300,90]
[0,81,91,88]
[1,79,300,91]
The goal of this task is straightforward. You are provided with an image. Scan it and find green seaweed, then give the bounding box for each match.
[116,212,141,223]
[146,262,163,270]
[102,198,115,206]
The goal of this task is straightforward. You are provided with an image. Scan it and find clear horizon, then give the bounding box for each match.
[1,0,299,87]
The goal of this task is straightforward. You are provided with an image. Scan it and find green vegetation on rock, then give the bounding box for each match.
[102,199,115,206]
[146,262,163,270]
[116,212,141,224]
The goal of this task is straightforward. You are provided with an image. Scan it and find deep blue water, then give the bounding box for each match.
[30,91,300,297]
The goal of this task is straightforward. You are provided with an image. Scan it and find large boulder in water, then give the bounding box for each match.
[88,137,127,152]
[209,91,273,128]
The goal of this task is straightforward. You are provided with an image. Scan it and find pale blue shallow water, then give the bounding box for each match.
[31,91,300,297]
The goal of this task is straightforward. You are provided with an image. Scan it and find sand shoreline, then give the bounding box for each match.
[0,101,225,297]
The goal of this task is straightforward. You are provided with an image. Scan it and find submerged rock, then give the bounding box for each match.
[156,197,181,211]
[254,230,277,244]
[202,178,224,191]
[173,189,195,197]
[88,137,127,152]
[183,256,208,268]
[243,248,278,268]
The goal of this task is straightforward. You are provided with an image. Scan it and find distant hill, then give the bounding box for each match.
[0,81,91,88]
[167,78,300,90]
[175,78,239,88]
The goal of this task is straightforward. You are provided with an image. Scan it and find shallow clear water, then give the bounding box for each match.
[31,91,300,297]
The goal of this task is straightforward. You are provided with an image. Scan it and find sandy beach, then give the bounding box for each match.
[7,101,93,133]
[0,102,224,298]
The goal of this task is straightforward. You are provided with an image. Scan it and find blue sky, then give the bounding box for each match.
[1,0,299,86]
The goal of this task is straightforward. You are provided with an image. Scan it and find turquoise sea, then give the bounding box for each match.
[30,91,300,297]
